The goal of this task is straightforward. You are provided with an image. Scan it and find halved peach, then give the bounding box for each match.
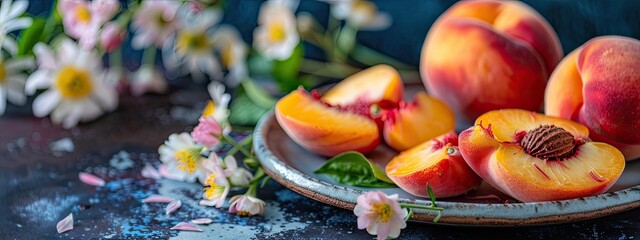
[275,88,380,156]
[321,64,404,107]
[458,109,625,202]
[386,131,481,198]
[383,92,455,151]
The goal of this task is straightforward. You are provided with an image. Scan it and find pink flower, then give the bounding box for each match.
[99,22,126,53]
[131,0,180,49]
[191,117,222,149]
[354,191,408,240]
[229,195,265,216]
[59,0,120,49]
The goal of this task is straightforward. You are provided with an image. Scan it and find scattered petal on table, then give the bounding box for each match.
[79,172,106,187]
[170,222,203,232]
[141,164,162,180]
[56,213,73,234]
[166,200,182,215]
[191,218,213,225]
[142,194,175,203]
[199,199,216,206]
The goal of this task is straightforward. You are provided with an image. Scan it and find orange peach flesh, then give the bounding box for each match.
[321,64,404,106]
[383,92,455,151]
[459,109,625,202]
[275,89,379,157]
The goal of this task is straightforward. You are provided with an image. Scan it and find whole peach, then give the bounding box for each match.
[421,0,562,121]
[545,36,640,160]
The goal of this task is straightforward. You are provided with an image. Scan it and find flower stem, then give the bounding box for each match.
[351,44,415,70]
[142,47,156,67]
[221,135,253,159]
[299,58,361,79]
[225,135,253,157]
[399,203,444,211]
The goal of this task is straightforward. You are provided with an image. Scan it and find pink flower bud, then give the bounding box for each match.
[100,22,126,53]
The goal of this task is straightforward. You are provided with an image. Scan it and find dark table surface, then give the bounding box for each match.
[2,87,640,240]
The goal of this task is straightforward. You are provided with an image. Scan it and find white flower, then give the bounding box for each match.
[253,0,300,60]
[0,0,31,54]
[223,155,253,187]
[0,51,34,115]
[202,166,230,208]
[229,195,265,216]
[162,6,223,82]
[326,0,391,30]
[158,132,208,183]
[129,66,168,96]
[25,40,118,128]
[213,25,248,87]
[131,0,181,49]
[206,81,231,128]
[354,191,408,240]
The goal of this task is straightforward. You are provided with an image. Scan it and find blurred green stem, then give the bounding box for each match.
[299,58,361,79]
[351,44,415,70]
[142,47,156,67]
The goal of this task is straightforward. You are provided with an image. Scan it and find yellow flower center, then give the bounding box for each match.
[351,0,376,25]
[174,148,201,174]
[156,12,171,26]
[0,63,6,84]
[176,31,210,54]
[371,203,392,223]
[202,101,216,118]
[221,46,233,68]
[75,6,91,23]
[55,66,93,99]
[267,22,286,43]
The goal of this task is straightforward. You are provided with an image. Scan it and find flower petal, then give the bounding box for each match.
[170,222,203,232]
[165,199,182,215]
[191,218,213,225]
[142,195,175,203]
[79,172,105,187]
[56,213,73,234]
[141,164,162,180]
[32,90,61,117]
[199,199,216,207]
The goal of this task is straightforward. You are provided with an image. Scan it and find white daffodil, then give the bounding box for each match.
[0,0,31,54]
[131,0,181,49]
[0,52,34,115]
[253,0,300,60]
[25,40,118,128]
[158,132,208,183]
[213,25,248,87]
[326,0,391,30]
[206,81,231,128]
[202,166,230,208]
[162,6,223,82]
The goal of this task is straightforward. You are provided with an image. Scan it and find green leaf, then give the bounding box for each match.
[17,17,46,56]
[272,43,303,92]
[228,89,269,126]
[314,151,396,188]
[427,184,437,207]
[404,209,414,222]
[241,79,276,109]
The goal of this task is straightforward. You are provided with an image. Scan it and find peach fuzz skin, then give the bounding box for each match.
[386,131,481,198]
[545,36,640,160]
[321,64,404,107]
[458,109,625,202]
[275,88,379,157]
[421,0,562,122]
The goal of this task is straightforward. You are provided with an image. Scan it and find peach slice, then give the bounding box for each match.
[275,88,380,157]
[383,92,455,151]
[321,64,404,107]
[386,131,482,198]
[458,109,625,202]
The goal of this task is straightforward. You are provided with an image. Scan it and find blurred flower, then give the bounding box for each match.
[0,0,31,53]
[99,22,126,53]
[131,0,180,49]
[354,191,407,240]
[222,155,253,187]
[25,40,118,128]
[213,25,248,87]
[0,54,34,115]
[295,12,316,35]
[202,166,230,208]
[158,132,207,183]
[229,195,265,216]
[162,6,222,82]
[253,0,299,60]
[206,82,231,129]
[191,116,222,149]
[129,66,168,96]
[59,0,120,49]
[326,0,391,30]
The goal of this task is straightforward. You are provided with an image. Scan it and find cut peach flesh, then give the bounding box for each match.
[275,89,379,156]
[475,109,589,142]
[386,142,448,176]
[321,64,403,106]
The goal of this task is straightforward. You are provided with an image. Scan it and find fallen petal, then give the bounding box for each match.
[142,195,175,203]
[79,172,106,187]
[170,222,203,232]
[199,200,216,207]
[166,200,182,215]
[191,218,213,225]
[56,213,73,234]
[141,164,162,180]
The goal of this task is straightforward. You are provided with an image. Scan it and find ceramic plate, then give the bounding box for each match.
[254,111,640,226]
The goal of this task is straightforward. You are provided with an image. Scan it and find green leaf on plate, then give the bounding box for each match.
[241,79,276,109]
[17,17,46,56]
[314,151,397,188]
